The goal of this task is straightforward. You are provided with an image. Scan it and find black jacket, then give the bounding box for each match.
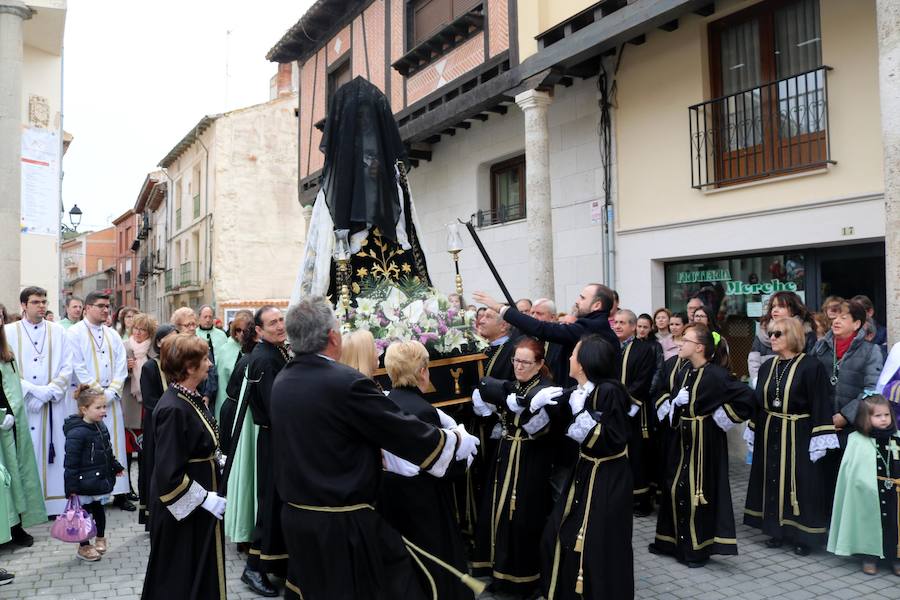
[63,416,124,496]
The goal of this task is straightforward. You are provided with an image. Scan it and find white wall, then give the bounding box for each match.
[408,76,606,310]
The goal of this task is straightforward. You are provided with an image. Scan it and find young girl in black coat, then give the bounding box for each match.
[63,384,125,562]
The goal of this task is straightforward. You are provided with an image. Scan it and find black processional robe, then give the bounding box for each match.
[457,337,519,537]
[744,354,836,546]
[620,338,658,508]
[142,387,224,600]
[219,351,250,454]
[537,381,634,600]
[270,353,464,600]
[652,362,754,562]
[472,374,556,592]
[378,386,473,600]
[244,340,289,574]
[138,358,167,529]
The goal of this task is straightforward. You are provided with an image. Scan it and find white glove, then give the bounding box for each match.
[628,403,640,418]
[656,400,672,424]
[506,393,525,414]
[490,422,502,440]
[743,427,755,453]
[383,450,420,477]
[809,449,826,463]
[436,408,457,429]
[568,388,588,415]
[454,424,479,463]
[201,491,227,520]
[471,389,497,417]
[104,389,119,405]
[32,385,53,404]
[749,377,758,390]
[673,388,690,407]
[0,413,13,431]
[26,395,44,414]
[529,387,563,412]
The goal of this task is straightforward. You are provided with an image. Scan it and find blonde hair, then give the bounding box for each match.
[767,317,805,354]
[170,307,196,327]
[339,330,378,377]
[74,384,104,412]
[384,340,429,388]
[131,313,157,337]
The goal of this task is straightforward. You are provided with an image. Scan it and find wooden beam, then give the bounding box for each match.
[472,113,489,121]
[407,148,433,161]
[628,34,646,45]
[487,105,508,115]
[454,121,472,129]
[659,19,679,31]
[424,135,441,144]
[559,76,574,87]
[442,128,456,136]
[694,3,714,16]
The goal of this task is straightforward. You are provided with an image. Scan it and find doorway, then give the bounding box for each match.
[809,242,886,319]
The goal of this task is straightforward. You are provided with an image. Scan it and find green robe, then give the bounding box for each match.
[0,359,48,534]
[58,317,77,330]
[197,326,229,357]
[223,368,258,543]
[214,337,240,423]
[827,431,893,558]
[0,464,11,545]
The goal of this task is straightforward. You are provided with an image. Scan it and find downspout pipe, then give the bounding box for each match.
[192,126,213,310]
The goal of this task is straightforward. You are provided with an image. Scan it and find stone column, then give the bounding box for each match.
[0,1,32,310]
[877,0,900,346]
[515,89,554,300]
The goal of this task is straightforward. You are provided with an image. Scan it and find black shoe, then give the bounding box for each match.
[126,492,139,502]
[765,537,783,549]
[794,544,810,556]
[685,559,708,568]
[634,502,653,517]
[0,569,13,585]
[10,525,33,547]
[241,568,278,597]
[647,542,670,556]
[115,498,137,512]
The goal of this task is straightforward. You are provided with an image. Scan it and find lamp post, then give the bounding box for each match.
[446,223,464,297]
[61,204,82,234]
[333,229,351,313]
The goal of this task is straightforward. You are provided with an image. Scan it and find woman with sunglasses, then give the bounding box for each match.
[748,292,816,388]
[650,323,754,568]
[743,317,837,556]
[471,336,562,598]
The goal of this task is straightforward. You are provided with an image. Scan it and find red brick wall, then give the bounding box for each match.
[328,25,351,66]
[390,0,405,111]
[488,0,509,58]
[406,34,486,105]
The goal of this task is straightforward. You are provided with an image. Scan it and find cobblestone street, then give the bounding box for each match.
[1,461,898,599]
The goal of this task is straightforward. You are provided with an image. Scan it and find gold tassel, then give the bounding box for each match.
[461,574,487,596]
[791,491,800,516]
[574,531,584,553]
[510,492,517,514]
[695,493,708,506]
[575,571,584,595]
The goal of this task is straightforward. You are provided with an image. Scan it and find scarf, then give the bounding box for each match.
[128,338,152,397]
[835,334,854,360]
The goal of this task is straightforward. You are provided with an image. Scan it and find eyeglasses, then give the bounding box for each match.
[90,303,111,310]
[27,299,48,305]
[681,338,701,346]
[768,330,783,339]
[511,358,536,367]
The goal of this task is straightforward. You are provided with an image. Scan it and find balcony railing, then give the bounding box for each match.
[193,193,201,218]
[688,66,833,189]
[164,269,173,292]
[175,208,182,230]
[180,261,198,287]
[475,203,526,227]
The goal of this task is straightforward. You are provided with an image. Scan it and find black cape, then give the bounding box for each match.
[138,358,167,528]
[620,339,658,507]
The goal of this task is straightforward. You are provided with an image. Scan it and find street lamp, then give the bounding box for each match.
[68,204,82,231]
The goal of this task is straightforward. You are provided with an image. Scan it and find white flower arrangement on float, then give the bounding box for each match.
[337,278,485,357]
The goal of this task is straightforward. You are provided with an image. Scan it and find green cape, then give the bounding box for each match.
[223,367,258,543]
[214,338,241,423]
[0,464,11,544]
[827,431,893,558]
[0,360,49,534]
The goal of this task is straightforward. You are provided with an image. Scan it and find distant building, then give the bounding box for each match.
[112,209,140,309]
[61,227,117,301]
[132,171,168,321]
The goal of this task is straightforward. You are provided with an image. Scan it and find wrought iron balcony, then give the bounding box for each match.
[164,269,173,292]
[180,261,198,287]
[475,203,526,227]
[689,67,833,189]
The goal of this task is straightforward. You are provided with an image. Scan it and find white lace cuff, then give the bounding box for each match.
[424,430,459,478]
[809,449,826,463]
[809,433,839,453]
[566,411,598,445]
[628,404,640,418]
[656,400,671,424]
[166,481,206,521]
[522,408,550,437]
[712,407,736,432]
[490,422,502,440]
[743,426,755,447]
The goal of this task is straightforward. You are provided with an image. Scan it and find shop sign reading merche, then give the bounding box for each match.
[725,278,798,296]
[676,269,732,284]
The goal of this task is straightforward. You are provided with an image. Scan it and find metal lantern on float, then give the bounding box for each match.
[446,223,464,297]
[333,229,351,312]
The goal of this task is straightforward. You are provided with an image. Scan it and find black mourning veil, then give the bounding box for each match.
[320,76,408,243]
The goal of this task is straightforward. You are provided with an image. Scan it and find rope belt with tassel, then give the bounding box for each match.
[679,415,710,507]
[765,410,810,517]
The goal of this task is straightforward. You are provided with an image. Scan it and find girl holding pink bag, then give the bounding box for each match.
[62,385,125,561]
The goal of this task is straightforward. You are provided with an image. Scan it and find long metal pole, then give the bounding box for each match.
[460,218,515,307]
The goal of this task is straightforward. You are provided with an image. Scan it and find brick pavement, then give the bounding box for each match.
[1,460,898,599]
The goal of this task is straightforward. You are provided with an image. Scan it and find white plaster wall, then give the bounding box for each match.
[212,95,304,305]
[615,195,886,316]
[408,76,606,309]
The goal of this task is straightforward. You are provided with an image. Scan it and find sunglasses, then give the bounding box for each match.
[768,330,783,339]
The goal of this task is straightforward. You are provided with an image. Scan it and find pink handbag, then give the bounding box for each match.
[50,496,96,543]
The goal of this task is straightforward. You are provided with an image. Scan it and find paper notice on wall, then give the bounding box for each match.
[590,200,603,224]
[20,127,60,237]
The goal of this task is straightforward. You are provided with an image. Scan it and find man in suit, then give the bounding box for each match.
[270,296,479,600]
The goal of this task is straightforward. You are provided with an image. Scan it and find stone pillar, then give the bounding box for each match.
[0,1,32,311]
[877,0,900,346]
[515,89,554,300]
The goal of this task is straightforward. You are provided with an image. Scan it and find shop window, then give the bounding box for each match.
[692,0,828,187]
[410,0,481,47]
[479,155,525,227]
